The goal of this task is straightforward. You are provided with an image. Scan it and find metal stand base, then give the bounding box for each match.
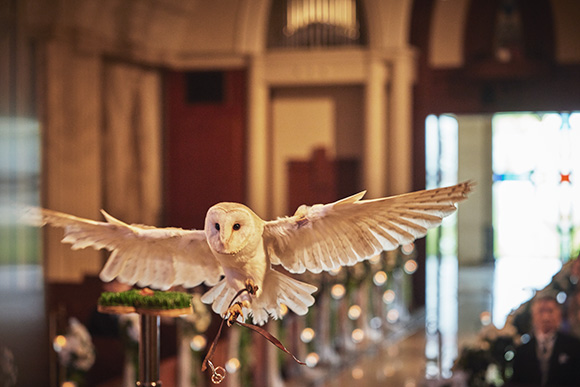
[137,314,162,387]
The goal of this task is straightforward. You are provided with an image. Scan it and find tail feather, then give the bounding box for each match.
[251,270,317,325]
[200,270,318,325]
[200,279,237,317]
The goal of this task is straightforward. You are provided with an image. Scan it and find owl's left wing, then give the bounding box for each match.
[28,208,223,290]
[263,181,473,274]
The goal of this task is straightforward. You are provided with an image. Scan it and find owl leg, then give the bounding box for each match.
[227,300,251,327]
[245,278,259,295]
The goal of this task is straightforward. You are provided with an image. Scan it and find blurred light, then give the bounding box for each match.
[557,291,567,304]
[504,350,515,361]
[225,357,241,373]
[404,378,417,387]
[352,367,364,379]
[425,362,438,378]
[521,333,531,344]
[403,259,418,274]
[370,316,382,329]
[401,243,415,255]
[351,328,365,343]
[62,382,76,387]
[480,311,492,326]
[369,255,381,264]
[348,305,362,320]
[384,364,396,377]
[387,309,399,323]
[53,335,67,352]
[300,327,315,343]
[305,352,319,368]
[279,303,289,316]
[331,284,346,300]
[190,335,207,351]
[383,289,395,304]
[373,271,388,286]
[329,267,342,276]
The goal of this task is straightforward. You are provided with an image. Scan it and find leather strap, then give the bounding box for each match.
[236,320,306,365]
[201,286,305,383]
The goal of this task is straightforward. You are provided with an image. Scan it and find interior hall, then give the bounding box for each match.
[2,0,580,386]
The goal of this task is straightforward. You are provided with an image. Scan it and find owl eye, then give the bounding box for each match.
[215,223,220,231]
[233,223,241,231]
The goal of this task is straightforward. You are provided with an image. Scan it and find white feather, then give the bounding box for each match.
[28,181,473,325]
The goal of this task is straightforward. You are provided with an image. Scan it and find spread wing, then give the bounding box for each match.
[27,208,223,290]
[263,181,473,274]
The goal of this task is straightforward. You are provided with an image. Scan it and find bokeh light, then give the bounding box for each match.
[403,259,418,274]
[329,267,342,276]
[480,311,492,326]
[225,357,241,373]
[348,305,362,320]
[352,367,364,379]
[504,350,515,361]
[369,255,381,264]
[557,291,567,304]
[331,284,346,300]
[370,316,382,329]
[401,243,415,255]
[387,309,400,323]
[53,335,67,352]
[305,352,319,368]
[352,328,365,343]
[190,335,207,351]
[373,271,388,286]
[382,289,396,304]
[300,327,315,343]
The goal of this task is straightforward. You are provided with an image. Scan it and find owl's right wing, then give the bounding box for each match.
[263,181,473,274]
[27,208,223,290]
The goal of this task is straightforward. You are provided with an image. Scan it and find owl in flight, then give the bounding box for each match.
[31,181,472,325]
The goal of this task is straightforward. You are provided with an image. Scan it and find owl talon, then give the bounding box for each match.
[245,279,259,295]
[226,300,250,327]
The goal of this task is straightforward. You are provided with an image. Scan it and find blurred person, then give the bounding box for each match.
[510,294,580,386]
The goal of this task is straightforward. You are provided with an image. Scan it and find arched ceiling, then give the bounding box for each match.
[22,0,580,67]
[427,0,580,68]
[23,0,415,66]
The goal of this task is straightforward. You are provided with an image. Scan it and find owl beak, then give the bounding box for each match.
[219,229,231,247]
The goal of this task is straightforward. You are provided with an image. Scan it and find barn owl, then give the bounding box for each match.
[29,181,473,325]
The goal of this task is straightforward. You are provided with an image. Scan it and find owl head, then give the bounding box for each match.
[204,202,264,256]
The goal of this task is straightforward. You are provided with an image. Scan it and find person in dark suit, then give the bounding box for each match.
[510,294,580,386]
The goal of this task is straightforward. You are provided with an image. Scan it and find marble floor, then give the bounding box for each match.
[319,258,564,387]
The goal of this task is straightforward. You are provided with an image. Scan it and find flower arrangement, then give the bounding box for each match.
[179,293,212,335]
[0,345,17,386]
[177,293,212,386]
[454,322,520,387]
[53,317,95,386]
[455,257,580,386]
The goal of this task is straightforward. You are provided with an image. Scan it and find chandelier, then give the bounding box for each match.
[270,0,364,48]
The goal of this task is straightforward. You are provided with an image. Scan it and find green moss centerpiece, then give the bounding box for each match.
[98,288,193,317]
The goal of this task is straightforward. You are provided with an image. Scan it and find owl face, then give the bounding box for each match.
[204,203,262,256]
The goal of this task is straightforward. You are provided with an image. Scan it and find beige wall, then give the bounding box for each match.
[271,86,364,217]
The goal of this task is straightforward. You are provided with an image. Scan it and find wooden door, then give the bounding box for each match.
[164,70,247,229]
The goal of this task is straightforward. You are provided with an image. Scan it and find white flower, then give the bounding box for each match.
[180,294,211,333]
[57,318,95,371]
[119,313,140,342]
[485,363,503,386]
